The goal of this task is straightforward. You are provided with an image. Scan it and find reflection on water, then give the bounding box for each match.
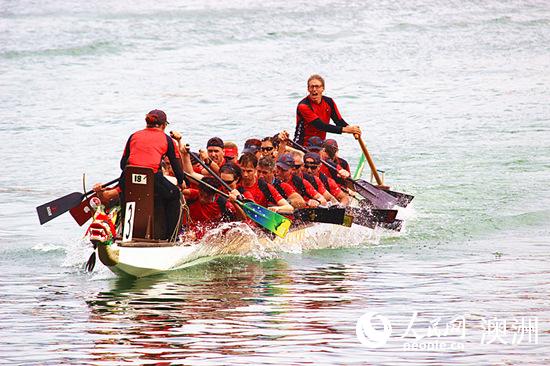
[84,258,357,364]
[1,235,548,365]
[71,239,548,365]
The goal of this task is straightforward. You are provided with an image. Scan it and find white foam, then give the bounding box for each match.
[31,243,66,252]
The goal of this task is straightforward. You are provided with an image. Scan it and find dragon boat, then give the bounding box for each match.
[81,166,402,278]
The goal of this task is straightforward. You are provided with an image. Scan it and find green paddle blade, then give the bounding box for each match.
[353,154,366,180]
[242,202,291,238]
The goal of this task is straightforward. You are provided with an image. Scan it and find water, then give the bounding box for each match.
[1,0,549,364]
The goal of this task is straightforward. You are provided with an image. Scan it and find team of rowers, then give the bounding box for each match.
[95,74,365,240]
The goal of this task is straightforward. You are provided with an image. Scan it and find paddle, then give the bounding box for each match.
[188,151,244,198]
[281,207,353,227]
[354,135,414,206]
[287,139,400,209]
[352,153,366,180]
[36,178,119,225]
[355,134,385,187]
[184,172,291,238]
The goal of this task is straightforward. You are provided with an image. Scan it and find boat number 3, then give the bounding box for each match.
[132,174,147,185]
[125,205,133,239]
[122,202,136,243]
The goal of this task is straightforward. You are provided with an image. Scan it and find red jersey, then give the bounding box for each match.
[285,175,320,199]
[185,189,236,223]
[121,128,180,173]
[313,175,327,195]
[320,174,343,197]
[319,159,349,186]
[240,178,283,207]
[184,189,237,239]
[272,180,296,198]
[294,96,347,145]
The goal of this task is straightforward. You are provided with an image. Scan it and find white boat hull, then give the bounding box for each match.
[97,224,312,278]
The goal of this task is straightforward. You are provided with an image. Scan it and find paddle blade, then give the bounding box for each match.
[385,189,414,207]
[345,207,398,228]
[293,207,351,226]
[242,202,292,238]
[380,219,403,231]
[36,192,83,225]
[355,179,414,208]
[352,154,366,180]
[352,179,400,209]
[69,194,97,226]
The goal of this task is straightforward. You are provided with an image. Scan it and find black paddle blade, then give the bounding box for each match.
[346,207,397,227]
[85,252,96,272]
[385,190,414,207]
[352,180,398,209]
[355,179,414,208]
[36,192,84,225]
[293,207,350,226]
[380,219,403,231]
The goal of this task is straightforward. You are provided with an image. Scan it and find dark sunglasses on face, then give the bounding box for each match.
[261,146,274,152]
[292,164,302,169]
[304,164,319,170]
[222,178,235,185]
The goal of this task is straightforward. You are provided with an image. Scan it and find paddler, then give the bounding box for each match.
[182,177,246,240]
[274,153,326,208]
[120,109,184,240]
[237,153,294,213]
[291,151,338,205]
[302,152,350,205]
[257,156,306,209]
[293,74,362,145]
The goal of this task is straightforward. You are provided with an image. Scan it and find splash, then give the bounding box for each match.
[31,243,66,252]
[181,221,397,261]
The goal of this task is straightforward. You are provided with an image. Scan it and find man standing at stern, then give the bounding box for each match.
[120,109,184,240]
[294,74,362,145]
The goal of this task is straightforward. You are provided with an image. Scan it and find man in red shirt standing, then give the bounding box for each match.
[120,109,184,240]
[294,74,362,145]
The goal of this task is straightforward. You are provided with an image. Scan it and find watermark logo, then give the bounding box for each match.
[356,312,393,348]
[356,311,539,351]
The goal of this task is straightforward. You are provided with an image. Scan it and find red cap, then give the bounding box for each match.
[145,109,168,125]
[224,146,238,158]
[324,139,338,149]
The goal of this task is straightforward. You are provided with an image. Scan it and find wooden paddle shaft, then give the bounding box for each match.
[354,135,384,186]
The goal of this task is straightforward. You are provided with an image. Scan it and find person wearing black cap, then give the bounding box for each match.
[306,136,324,152]
[120,109,185,240]
[323,139,350,172]
[303,152,349,205]
[275,153,326,208]
[242,138,262,160]
[319,138,351,184]
[294,74,362,145]
[257,156,306,209]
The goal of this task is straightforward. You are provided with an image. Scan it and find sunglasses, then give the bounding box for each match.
[222,178,235,185]
[261,146,274,152]
[304,164,319,170]
[292,164,303,169]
